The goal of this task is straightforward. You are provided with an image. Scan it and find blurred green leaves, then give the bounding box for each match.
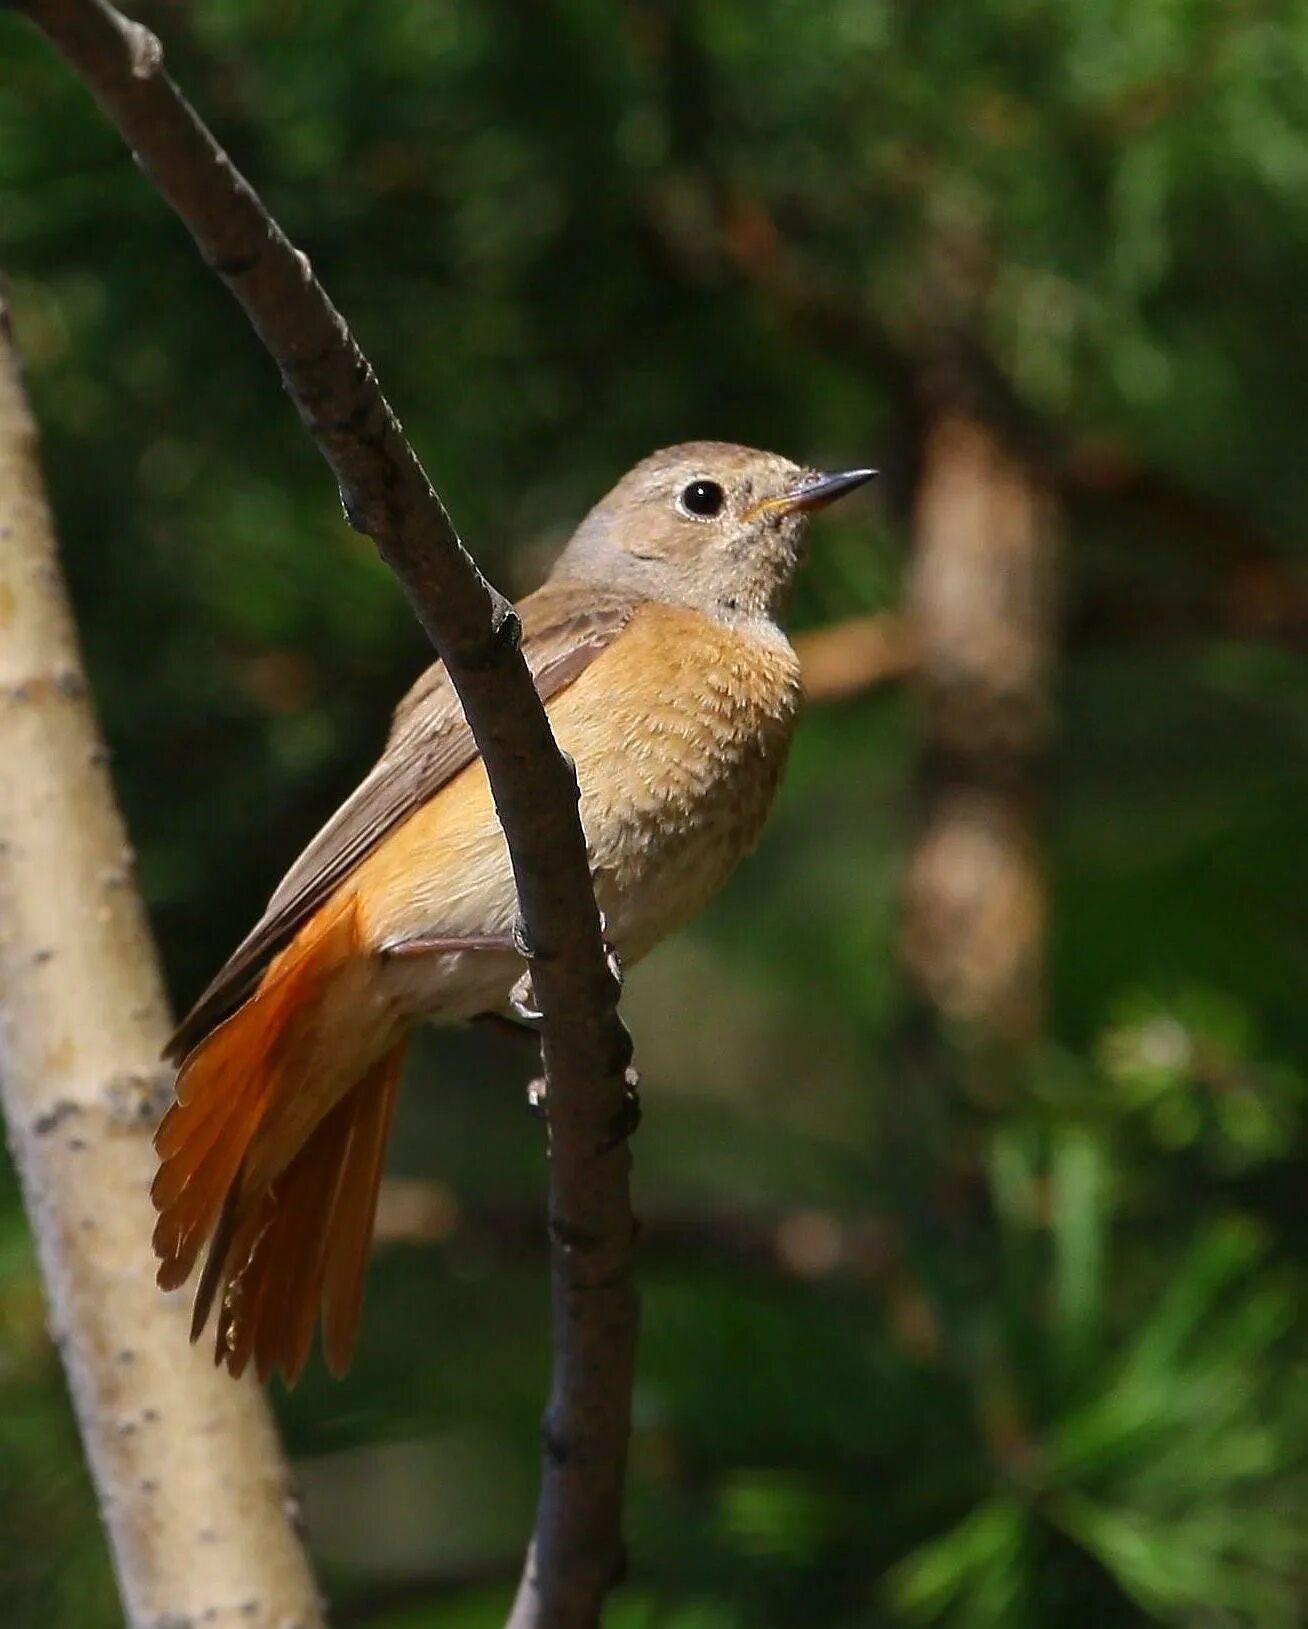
[1099,989,1306,1172]
[897,1122,1304,1629]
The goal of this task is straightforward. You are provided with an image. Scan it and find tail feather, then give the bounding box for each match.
[217,1128,334,1383]
[155,1093,212,1162]
[153,1119,257,1292]
[152,891,404,1379]
[190,1185,244,1344]
[323,1047,404,1376]
[204,1045,404,1383]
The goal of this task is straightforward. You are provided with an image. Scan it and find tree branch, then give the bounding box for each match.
[10,1,637,1623]
[794,613,916,703]
[0,296,324,1628]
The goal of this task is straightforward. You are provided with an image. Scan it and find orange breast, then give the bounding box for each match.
[557,605,802,960]
[355,602,802,1013]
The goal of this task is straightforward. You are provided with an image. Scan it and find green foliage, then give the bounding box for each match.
[2,1,1307,1625]
[1099,988,1306,1172]
[896,1126,1303,1627]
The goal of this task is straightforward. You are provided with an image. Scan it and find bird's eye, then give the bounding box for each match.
[677,479,725,519]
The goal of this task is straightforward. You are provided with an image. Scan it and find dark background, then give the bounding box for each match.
[3,2,1308,1625]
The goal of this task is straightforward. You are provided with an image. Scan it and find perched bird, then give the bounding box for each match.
[152,441,875,1384]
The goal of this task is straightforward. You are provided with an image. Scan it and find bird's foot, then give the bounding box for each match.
[508,968,543,1028]
[525,1066,640,1145]
[592,907,624,989]
[602,930,624,991]
[507,907,621,1025]
[602,1067,642,1150]
[380,930,517,960]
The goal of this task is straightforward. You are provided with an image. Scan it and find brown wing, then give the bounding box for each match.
[165,585,635,1062]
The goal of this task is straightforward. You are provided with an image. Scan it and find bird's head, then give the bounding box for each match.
[551,441,876,626]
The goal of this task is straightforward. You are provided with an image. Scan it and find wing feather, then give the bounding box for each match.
[165,585,634,1062]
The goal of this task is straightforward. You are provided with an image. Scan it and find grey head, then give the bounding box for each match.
[549,441,875,628]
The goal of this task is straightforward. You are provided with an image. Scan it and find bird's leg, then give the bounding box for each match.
[505,908,622,1025]
[507,914,544,1028]
[380,930,544,1034]
[508,969,545,1028]
[507,928,611,1021]
[379,934,551,1118]
[508,908,626,1119]
[378,931,519,958]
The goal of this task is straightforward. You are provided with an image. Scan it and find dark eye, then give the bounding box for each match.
[677,479,725,519]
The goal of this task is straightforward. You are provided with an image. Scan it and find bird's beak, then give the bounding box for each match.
[745,466,878,522]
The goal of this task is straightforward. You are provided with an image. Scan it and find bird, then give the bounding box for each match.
[151,441,875,1385]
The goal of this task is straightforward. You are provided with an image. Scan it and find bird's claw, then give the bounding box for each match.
[511,913,535,961]
[509,969,543,1027]
[526,1067,640,1146]
[594,908,623,990]
[509,908,621,1018]
[601,1066,642,1151]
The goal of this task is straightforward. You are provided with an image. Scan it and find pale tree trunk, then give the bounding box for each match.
[0,300,324,1628]
[901,410,1061,1053]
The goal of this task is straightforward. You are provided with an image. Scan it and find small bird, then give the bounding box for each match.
[152,441,874,1384]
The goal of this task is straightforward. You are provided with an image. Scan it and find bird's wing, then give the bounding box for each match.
[165,585,635,1062]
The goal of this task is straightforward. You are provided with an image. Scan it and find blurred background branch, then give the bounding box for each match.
[795,614,916,705]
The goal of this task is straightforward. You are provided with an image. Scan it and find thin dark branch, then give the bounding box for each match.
[11,2,636,1623]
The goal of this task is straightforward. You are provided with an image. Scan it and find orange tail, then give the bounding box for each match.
[152,891,405,1383]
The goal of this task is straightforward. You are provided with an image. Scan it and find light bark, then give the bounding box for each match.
[0,301,324,1627]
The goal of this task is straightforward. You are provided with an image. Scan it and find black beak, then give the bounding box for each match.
[783,466,878,514]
